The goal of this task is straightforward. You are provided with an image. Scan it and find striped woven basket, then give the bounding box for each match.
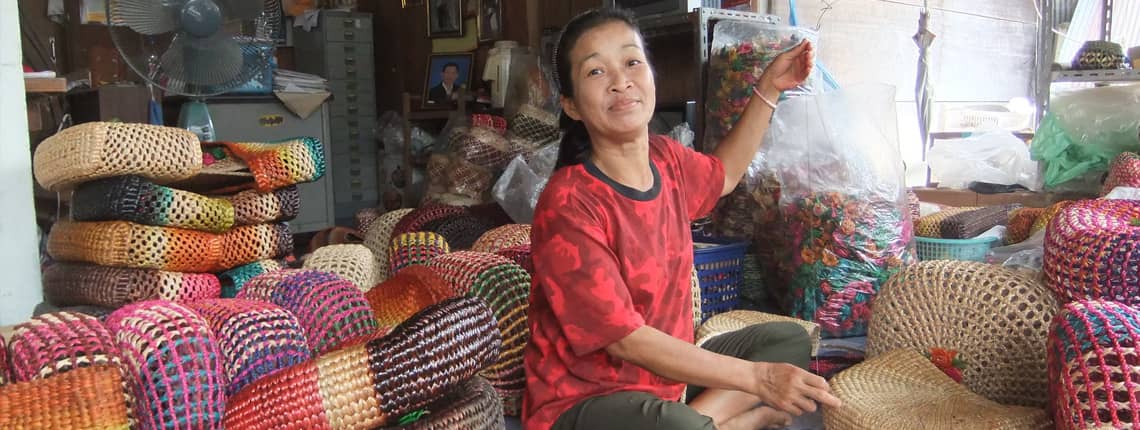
[364,208,414,283]
[822,349,1052,430]
[1006,207,1045,245]
[939,205,1018,239]
[424,214,495,250]
[391,204,468,238]
[7,312,123,384]
[1048,300,1140,429]
[389,232,451,277]
[471,224,531,253]
[462,260,531,416]
[219,259,283,298]
[105,300,225,430]
[426,251,516,296]
[0,365,132,430]
[1043,199,1140,306]
[1031,200,1077,236]
[32,122,202,192]
[914,207,981,238]
[237,269,379,354]
[222,297,501,430]
[495,244,532,274]
[71,175,236,233]
[185,299,312,396]
[226,185,301,225]
[1103,152,1140,196]
[393,377,504,430]
[365,265,454,329]
[303,244,377,291]
[867,261,1061,407]
[215,137,326,192]
[42,263,221,309]
[696,310,821,357]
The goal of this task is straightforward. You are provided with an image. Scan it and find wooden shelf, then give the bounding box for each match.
[24,78,67,93]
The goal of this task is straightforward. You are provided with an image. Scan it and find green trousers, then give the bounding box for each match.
[552,322,812,430]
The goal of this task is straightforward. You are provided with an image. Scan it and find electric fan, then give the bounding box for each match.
[108,0,282,141]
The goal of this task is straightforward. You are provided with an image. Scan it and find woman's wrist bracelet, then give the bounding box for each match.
[752,86,778,110]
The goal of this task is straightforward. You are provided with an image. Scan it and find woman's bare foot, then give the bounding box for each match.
[717,406,793,430]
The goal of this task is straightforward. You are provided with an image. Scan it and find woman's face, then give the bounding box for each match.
[562,21,655,141]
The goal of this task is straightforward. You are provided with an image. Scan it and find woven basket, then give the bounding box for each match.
[71,175,236,233]
[32,122,202,192]
[463,261,531,416]
[424,214,495,250]
[822,349,1052,430]
[219,259,283,298]
[1048,300,1140,429]
[303,244,377,292]
[470,114,508,134]
[392,204,469,238]
[7,312,123,382]
[1103,152,1140,196]
[696,310,821,357]
[42,263,220,309]
[427,251,515,296]
[395,377,504,430]
[364,208,415,283]
[226,185,301,225]
[467,202,514,228]
[389,232,451,277]
[447,159,494,200]
[495,244,532,274]
[105,300,225,430]
[939,205,1018,239]
[906,189,921,221]
[356,207,383,234]
[1031,200,1076,235]
[0,336,7,386]
[1043,199,1140,306]
[0,365,132,430]
[453,126,515,171]
[1006,207,1045,245]
[215,137,326,192]
[223,297,501,430]
[508,105,560,143]
[365,265,454,329]
[185,299,311,396]
[220,223,294,270]
[915,207,980,238]
[471,224,531,253]
[867,261,1061,407]
[237,269,379,354]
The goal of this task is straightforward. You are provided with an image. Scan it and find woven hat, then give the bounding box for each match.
[42,263,220,309]
[1103,152,1140,196]
[226,185,301,225]
[0,365,132,429]
[471,224,531,253]
[1031,200,1076,235]
[32,122,202,192]
[223,297,501,430]
[821,349,1052,430]
[915,207,981,238]
[218,259,283,298]
[1044,199,1140,306]
[939,205,1018,239]
[391,204,469,238]
[185,299,311,396]
[356,207,383,234]
[389,232,451,277]
[237,269,379,354]
[1048,300,1140,429]
[495,244,532,274]
[7,312,123,382]
[1006,207,1045,245]
[508,105,560,143]
[366,265,454,329]
[398,377,505,430]
[462,260,531,416]
[71,175,236,233]
[105,300,225,430]
[453,126,516,171]
[427,251,515,296]
[364,208,415,283]
[303,244,377,291]
[214,137,326,192]
[867,261,1061,407]
[696,310,821,357]
[424,214,495,250]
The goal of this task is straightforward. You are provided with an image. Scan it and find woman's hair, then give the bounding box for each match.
[553,8,644,170]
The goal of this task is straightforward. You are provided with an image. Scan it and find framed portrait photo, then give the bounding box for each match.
[477,0,503,42]
[427,0,464,38]
[422,53,474,109]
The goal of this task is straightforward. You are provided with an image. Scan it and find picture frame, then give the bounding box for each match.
[427,0,464,38]
[422,53,475,109]
[477,0,503,42]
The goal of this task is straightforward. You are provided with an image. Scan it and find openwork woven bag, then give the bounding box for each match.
[495,244,533,274]
[822,349,1052,430]
[453,126,516,171]
[463,260,531,416]
[389,232,451,277]
[1103,152,1140,196]
[105,300,225,430]
[185,299,312,396]
[914,207,980,238]
[1048,300,1140,429]
[939,205,1018,239]
[219,259,283,298]
[1006,207,1045,245]
[215,137,326,192]
[32,122,202,191]
[696,310,821,357]
[237,269,379,354]
[356,207,383,234]
[0,365,132,430]
[223,297,502,430]
[395,377,504,430]
[427,251,515,296]
[1044,199,1140,306]
[7,312,123,383]
[508,105,560,143]
[470,114,508,134]
[391,204,468,238]
[71,175,236,233]
[226,185,301,225]
[424,214,495,250]
[364,208,414,283]
[303,244,377,291]
[43,263,220,309]
[471,224,531,253]
[867,261,1061,407]
[366,265,454,329]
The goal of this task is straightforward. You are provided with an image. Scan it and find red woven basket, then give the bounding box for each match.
[7,311,122,382]
[0,365,133,430]
[388,232,451,277]
[1048,300,1140,429]
[496,244,533,274]
[366,265,454,329]
[427,251,515,296]
[391,204,468,238]
[1043,199,1140,306]
[1103,152,1140,196]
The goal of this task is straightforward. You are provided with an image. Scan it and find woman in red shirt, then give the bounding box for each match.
[524,7,842,430]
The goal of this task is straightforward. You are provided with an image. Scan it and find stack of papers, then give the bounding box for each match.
[274,70,328,94]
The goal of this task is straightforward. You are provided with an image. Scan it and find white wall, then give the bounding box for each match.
[0,0,44,325]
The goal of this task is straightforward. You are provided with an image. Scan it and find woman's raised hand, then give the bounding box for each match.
[759,40,815,93]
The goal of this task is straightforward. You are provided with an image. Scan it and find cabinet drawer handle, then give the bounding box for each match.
[349,130,360,139]
[346,69,356,78]
[344,31,355,40]
[344,19,356,25]
[345,57,356,65]
[347,119,359,127]
[351,179,362,188]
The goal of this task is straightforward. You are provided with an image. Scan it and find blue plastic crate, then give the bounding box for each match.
[693,235,748,321]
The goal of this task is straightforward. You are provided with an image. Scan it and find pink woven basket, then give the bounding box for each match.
[1043,199,1140,306]
[495,244,533,274]
[7,312,123,383]
[1048,300,1140,429]
[1103,152,1140,196]
[426,251,516,296]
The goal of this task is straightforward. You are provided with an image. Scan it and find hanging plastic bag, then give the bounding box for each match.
[493,143,558,223]
[927,132,1041,191]
[1031,85,1140,191]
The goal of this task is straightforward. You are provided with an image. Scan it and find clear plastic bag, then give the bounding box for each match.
[928,132,1041,191]
[493,143,558,223]
[1031,85,1140,189]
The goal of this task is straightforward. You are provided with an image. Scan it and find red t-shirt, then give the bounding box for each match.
[523,135,726,429]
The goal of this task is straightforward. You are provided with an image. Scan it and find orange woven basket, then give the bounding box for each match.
[0,365,132,430]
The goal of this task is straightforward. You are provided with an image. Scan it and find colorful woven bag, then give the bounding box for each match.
[0,365,132,430]
[222,297,501,430]
[42,263,221,309]
[1044,199,1140,306]
[395,377,504,430]
[71,175,236,233]
[185,299,312,396]
[364,208,414,282]
[214,137,327,192]
[105,300,225,430]
[1031,200,1077,235]
[226,185,301,225]
[1048,300,1140,429]
[426,251,516,296]
[220,223,294,270]
[219,259,284,298]
[303,244,377,291]
[32,122,202,192]
[237,269,379,354]
[389,232,451,277]
[1103,152,1140,196]
[366,265,454,329]
[495,244,533,274]
[424,214,495,250]
[461,260,532,416]
[1006,207,1045,245]
[7,312,123,382]
[356,207,383,234]
[471,224,531,253]
[391,204,468,238]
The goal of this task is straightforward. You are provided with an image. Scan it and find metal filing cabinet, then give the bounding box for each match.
[294,11,379,225]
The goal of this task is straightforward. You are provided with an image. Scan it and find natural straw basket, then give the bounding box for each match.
[427,251,515,296]
[424,214,495,250]
[42,263,221,309]
[939,205,1018,239]
[0,365,132,430]
[821,349,1052,430]
[495,244,532,274]
[71,175,236,233]
[1006,207,1044,245]
[696,310,821,357]
[366,265,454,329]
[7,312,123,382]
[303,244,377,291]
[222,297,502,430]
[185,299,312,396]
[389,232,451,277]
[867,261,1061,407]
[1103,152,1140,196]
[915,207,980,238]
[105,300,225,430]
[218,259,283,298]
[226,185,301,225]
[364,208,414,282]
[471,224,531,253]
[237,269,378,354]
[1044,199,1140,306]
[394,377,505,430]
[1048,300,1140,430]
[32,122,202,192]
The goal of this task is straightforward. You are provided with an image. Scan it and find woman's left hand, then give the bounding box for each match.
[759,40,815,93]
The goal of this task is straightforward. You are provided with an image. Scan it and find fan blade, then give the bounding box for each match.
[110,0,183,35]
[160,33,244,90]
[218,0,264,21]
